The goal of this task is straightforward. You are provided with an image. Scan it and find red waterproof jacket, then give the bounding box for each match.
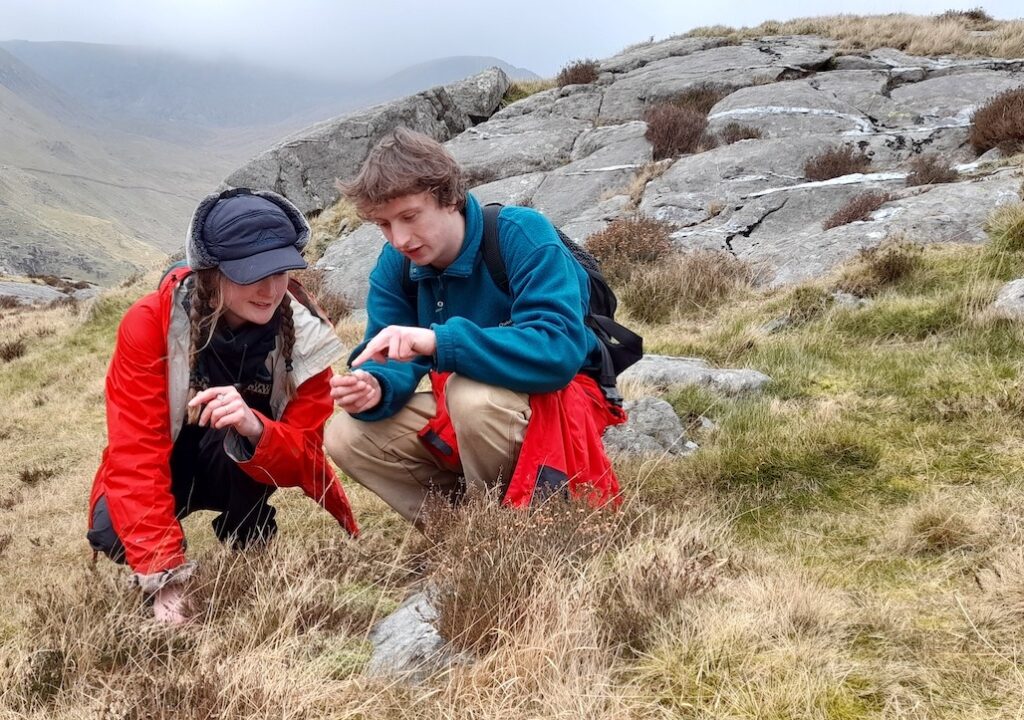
[419,372,627,506]
[88,268,357,576]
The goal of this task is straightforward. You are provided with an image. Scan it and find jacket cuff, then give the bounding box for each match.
[224,411,269,463]
[432,324,455,372]
[351,371,394,421]
[132,560,197,594]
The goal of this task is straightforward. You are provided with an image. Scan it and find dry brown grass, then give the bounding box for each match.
[684,13,1024,59]
[585,214,675,284]
[906,154,959,186]
[895,495,992,555]
[290,268,352,323]
[501,78,557,107]
[556,59,600,86]
[804,145,872,181]
[835,235,923,295]
[718,122,763,144]
[306,197,361,263]
[969,88,1024,156]
[620,250,754,323]
[822,191,892,230]
[985,202,1024,253]
[644,103,717,159]
[0,337,26,362]
[622,159,673,209]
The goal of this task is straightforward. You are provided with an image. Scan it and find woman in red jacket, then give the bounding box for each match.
[87,188,357,624]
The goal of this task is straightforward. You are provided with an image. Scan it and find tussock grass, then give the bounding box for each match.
[836,236,924,296]
[500,78,556,107]
[620,250,754,323]
[685,13,1024,59]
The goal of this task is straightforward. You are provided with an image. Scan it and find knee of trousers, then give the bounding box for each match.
[324,412,371,475]
[444,375,529,428]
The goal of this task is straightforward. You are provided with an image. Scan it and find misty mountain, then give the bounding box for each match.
[0,41,539,134]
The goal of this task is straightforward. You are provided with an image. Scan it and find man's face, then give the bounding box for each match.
[368,191,464,269]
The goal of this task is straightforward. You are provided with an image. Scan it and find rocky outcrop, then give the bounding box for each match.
[621,355,772,395]
[603,397,697,457]
[299,34,1024,303]
[224,68,511,214]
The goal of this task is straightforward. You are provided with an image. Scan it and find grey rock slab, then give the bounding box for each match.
[600,37,736,75]
[707,79,875,137]
[603,397,688,456]
[445,114,591,186]
[445,67,511,120]
[561,195,632,244]
[531,122,652,225]
[832,54,893,71]
[225,88,469,214]
[807,70,921,128]
[470,172,547,207]
[316,223,386,309]
[366,591,450,681]
[620,354,771,395]
[0,281,82,306]
[599,38,836,123]
[489,83,603,123]
[889,71,1024,127]
[992,279,1024,320]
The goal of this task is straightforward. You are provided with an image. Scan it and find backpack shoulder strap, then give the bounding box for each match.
[480,203,509,294]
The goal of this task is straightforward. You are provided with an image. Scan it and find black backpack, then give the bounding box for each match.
[402,203,643,405]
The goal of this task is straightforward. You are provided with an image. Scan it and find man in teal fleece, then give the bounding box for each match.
[324,128,622,525]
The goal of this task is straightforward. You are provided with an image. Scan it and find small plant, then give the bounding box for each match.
[556,59,600,87]
[804,145,872,180]
[905,154,959,186]
[290,268,352,323]
[1,337,26,362]
[644,104,716,159]
[671,83,732,115]
[718,122,763,144]
[620,250,753,323]
[822,191,892,230]
[936,7,994,26]
[898,500,984,555]
[585,215,675,284]
[20,467,56,486]
[835,236,923,296]
[970,88,1024,155]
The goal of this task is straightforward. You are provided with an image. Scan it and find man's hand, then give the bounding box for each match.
[330,369,382,413]
[188,385,264,442]
[152,584,189,625]
[350,326,437,367]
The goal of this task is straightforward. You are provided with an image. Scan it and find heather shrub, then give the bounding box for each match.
[822,191,891,230]
[671,83,732,115]
[644,104,715,159]
[0,296,19,309]
[719,122,763,144]
[556,59,600,86]
[835,236,924,296]
[620,250,753,323]
[1,337,26,362]
[803,145,872,180]
[935,7,995,27]
[585,215,675,284]
[905,154,959,186]
[969,88,1024,155]
[424,498,625,654]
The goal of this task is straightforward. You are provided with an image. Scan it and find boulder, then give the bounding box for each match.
[620,354,771,394]
[366,591,450,681]
[316,223,386,308]
[445,67,511,121]
[603,396,695,456]
[991,279,1024,320]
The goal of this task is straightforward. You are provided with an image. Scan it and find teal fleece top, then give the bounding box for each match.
[352,193,600,421]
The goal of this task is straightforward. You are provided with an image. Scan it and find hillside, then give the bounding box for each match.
[4,11,1024,719]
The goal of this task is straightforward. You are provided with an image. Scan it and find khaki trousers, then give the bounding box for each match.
[325,374,530,524]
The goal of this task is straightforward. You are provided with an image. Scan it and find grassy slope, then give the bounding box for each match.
[3,219,1024,717]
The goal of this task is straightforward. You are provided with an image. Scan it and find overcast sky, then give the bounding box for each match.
[2,0,1020,80]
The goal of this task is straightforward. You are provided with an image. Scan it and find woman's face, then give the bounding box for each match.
[220,272,289,328]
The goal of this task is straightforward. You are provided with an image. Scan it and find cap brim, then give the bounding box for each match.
[218,245,307,285]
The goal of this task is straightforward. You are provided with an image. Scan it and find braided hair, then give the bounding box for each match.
[185,270,298,424]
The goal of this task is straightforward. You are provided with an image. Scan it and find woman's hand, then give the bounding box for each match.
[330,369,382,413]
[151,584,189,626]
[188,385,264,442]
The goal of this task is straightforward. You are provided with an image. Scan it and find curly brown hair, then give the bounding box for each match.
[339,128,466,217]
